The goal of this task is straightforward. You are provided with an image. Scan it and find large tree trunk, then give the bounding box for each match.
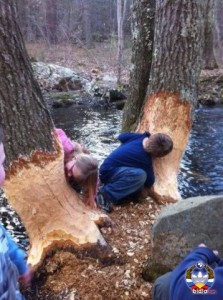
[122,0,155,132]
[137,0,204,201]
[0,1,109,270]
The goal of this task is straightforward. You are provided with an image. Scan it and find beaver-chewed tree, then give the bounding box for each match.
[0,1,109,270]
[123,0,205,202]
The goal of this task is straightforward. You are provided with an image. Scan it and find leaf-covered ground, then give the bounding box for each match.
[24,198,163,300]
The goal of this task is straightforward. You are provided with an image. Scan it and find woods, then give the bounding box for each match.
[0,0,223,299]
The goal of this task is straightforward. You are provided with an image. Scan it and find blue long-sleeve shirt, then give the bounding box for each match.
[170,247,223,299]
[0,224,28,275]
[99,132,155,187]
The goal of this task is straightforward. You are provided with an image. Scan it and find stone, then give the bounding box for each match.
[152,195,223,269]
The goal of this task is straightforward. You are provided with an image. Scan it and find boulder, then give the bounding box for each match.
[31,62,90,91]
[152,195,223,269]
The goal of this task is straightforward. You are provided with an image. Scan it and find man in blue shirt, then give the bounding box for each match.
[96,132,173,212]
[153,244,223,300]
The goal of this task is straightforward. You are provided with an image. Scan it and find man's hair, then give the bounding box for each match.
[145,133,173,157]
[73,154,98,209]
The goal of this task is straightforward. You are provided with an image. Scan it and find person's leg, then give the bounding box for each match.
[152,272,172,300]
[100,167,147,205]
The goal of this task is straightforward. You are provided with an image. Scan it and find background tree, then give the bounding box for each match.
[0,0,108,270]
[137,0,205,202]
[213,0,223,68]
[122,0,155,131]
[202,0,217,69]
[116,0,127,84]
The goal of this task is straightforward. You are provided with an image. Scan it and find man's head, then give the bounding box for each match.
[0,129,5,187]
[144,133,173,158]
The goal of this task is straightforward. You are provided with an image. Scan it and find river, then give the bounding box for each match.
[52,104,223,199]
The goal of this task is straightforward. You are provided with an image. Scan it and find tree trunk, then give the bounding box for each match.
[46,0,58,43]
[83,0,92,47]
[137,0,204,201]
[0,1,109,270]
[117,0,127,85]
[202,0,217,69]
[122,0,155,131]
[213,0,223,68]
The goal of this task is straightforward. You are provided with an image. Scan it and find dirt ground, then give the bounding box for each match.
[24,198,163,300]
[27,42,131,84]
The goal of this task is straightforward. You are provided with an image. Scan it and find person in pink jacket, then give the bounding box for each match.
[56,128,98,209]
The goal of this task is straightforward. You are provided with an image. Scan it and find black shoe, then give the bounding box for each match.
[96,192,113,213]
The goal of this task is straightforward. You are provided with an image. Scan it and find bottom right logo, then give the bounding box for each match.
[185,262,215,294]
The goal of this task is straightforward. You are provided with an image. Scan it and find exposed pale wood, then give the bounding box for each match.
[4,135,108,269]
[137,92,192,201]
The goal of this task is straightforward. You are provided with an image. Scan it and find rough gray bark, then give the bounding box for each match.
[213,0,223,68]
[122,0,155,131]
[0,0,54,167]
[202,0,217,69]
[147,0,204,107]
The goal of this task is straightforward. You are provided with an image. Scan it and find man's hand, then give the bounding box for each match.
[198,243,219,257]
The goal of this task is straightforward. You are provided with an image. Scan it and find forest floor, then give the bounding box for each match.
[23,42,164,300]
[27,41,131,84]
[24,197,163,300]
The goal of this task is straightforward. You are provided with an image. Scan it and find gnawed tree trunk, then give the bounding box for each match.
[0,1,109,270]
[137,0,204,201]
[122,0,155,131]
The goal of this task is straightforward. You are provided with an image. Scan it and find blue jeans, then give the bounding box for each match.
[100,167,147,204]
[152,272,172,300]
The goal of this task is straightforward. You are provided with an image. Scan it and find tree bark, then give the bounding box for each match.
[0,0,109,270]
[202,0,217,69]
[122,0,155,131]
[46,0,58,43]
[213,0,223,68]
[117,0,127,85]
[137,0,204,202]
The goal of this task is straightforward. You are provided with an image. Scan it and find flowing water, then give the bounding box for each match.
[52,104,223,198]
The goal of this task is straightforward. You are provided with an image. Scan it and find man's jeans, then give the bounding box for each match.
[152,272,172,300]
[100,167,147,204]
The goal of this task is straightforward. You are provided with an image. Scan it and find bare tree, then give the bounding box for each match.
[137,0,204,203]
[122,0,155,131]
[0,0,108,270]
[202,0,217,69]
[213,0,223,68]
[117,0,127,84]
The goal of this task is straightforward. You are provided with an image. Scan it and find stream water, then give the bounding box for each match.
[52,104,223,199]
